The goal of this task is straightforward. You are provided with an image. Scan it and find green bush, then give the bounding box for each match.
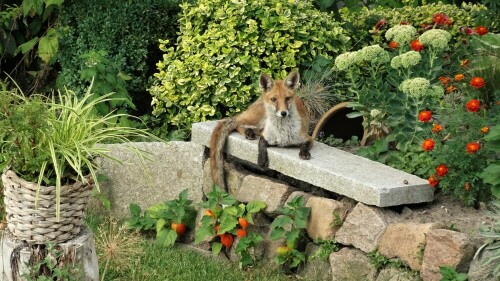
[340,2,487,49]
[149,0,350,131]
[57,0,182,119]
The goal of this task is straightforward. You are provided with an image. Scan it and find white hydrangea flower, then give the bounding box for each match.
[399,78,430,97]
[428,85,444,97]
[391,51,421,69]
[418,29,452,50]
[335,51,362,71]
[385,25,417,45]
[359,45,390,65]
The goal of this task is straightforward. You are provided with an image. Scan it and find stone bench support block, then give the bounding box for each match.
[192,121,433,207]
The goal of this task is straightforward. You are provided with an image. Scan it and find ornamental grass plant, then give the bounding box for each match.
[333,14,499,206]
[0,81,159,219]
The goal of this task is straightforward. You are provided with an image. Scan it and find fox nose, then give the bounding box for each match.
[280,111,288,117]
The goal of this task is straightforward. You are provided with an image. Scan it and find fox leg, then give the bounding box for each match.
[299,136,313,160]
[258,137,269,168]
[236,126,259,140]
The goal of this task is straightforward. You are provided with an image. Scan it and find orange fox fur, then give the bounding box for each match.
[209,71,313,189]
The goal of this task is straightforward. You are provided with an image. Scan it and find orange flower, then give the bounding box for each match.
[461,59,471,67]
[432,123,442,133]
[481,126,489,134]
[418,110,432,122]
[446,85,457,93]
[464,182,470,191]
[422,139,435,151]
[470,77,485,89]
[466,142,480,154]
[435,164,448,177]
[389,41,399,49]
[454,74,465,81]
[410,39,425,52]
[475,26,488,36]
[428,174,440,187]
[438,76,452,86]
[433,13,449,25]
[466,99,481,112]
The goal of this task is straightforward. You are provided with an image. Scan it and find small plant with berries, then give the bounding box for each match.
[269,196,311,271]
[126,189,198,246]
[195,186,266,268]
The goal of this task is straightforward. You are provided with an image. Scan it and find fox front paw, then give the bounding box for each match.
[244,128,256,140]
[299,151,311,160]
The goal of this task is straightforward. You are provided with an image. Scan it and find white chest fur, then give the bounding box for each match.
[262,103,305,146]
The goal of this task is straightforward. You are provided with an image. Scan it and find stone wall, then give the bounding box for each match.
[98,142,493,281]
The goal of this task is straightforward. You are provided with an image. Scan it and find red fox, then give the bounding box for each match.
[210,71,313,189]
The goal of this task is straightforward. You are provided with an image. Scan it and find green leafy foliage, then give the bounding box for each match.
[1,0,62,92]
[439,266,468,281]
[126,189,198,247]
[474,200,500,278]
[56,0,182,123]
[269,196,311,269]
[195,186,266,268]
[481,124,500,198]
[149,0,350,132]
[309,239,339,262]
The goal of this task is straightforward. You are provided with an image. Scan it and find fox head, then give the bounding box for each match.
[259,71,301,118]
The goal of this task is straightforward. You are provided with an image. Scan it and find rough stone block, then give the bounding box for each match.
[192,121,434,207]
[203,160,247,197]
[335,203,398,253]
[298,243,332,281]
[96,142,204,218]
[237,175,295,215]
[329,247,377,281]
[378,223,440,271]
[376,267,420,281]
[305,197,350,241]
[420,229,476,281]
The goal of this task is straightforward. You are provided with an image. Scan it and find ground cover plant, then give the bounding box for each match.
[149,0,350,133]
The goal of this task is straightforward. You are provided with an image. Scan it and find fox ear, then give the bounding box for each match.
[285,71,300,90]
[259,73,274,93]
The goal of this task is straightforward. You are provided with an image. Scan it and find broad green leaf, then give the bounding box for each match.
[37,28,59,64]
[270,216,292,228]
[129,203,141,217]
[194,225,214,245]
[15,37,39,55]
[246,201,266,214]
[269,227,286,240]
[157,229,177,247]
[178,189,188,201]
[212,242,222,255]
[219,215,238,234]
[45,0,64,8]
[156,218,167,234]
[223,206,238,217]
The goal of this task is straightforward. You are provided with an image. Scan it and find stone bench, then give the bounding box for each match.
[191,121,433,207]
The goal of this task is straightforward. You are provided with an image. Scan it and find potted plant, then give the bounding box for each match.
[0,82,157,244]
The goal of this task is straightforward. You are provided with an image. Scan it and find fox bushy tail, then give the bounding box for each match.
[210,119,238,190]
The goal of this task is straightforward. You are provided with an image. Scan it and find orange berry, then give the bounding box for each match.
[276,246,291,256]
[171,223,186,235]
[238,217,249,229]
[204,210,216,219]
[220,233,234,248]
[214,225,221,236]
[237,228,246,238]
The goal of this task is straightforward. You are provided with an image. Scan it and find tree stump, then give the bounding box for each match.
[0,228,99,281]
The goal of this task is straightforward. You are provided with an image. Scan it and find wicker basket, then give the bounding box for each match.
[2,170,93,244]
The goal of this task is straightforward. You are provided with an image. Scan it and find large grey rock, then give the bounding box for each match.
[298,243,332,281]
[335,203,397,253]
[1,228,98,281]
[237,175,295,215]
[376,267,420,281]
[329,247,377,281]
[97,142,204,218]
[202,160,248,197]
[192,121,433,207]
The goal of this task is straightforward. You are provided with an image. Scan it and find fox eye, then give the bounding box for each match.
[285,97,291,102]
[271,97,277,102]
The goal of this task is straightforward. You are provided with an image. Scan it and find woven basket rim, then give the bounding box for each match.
[1,170,94,190]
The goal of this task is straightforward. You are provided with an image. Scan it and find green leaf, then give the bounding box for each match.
[157,229,177,247]
[212,242,222,255]
[156,218,167,234]
[270,216,293,228]
[194,224,214,245]
[37,28,59,64]
[129,203,141,217]
[223,206,239,217]
[45,0,64,8]
[219,215,238,234]
[246,201,267,214]
[15,37,39,55]
[178,189,188,201]
[269,227,286,240]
